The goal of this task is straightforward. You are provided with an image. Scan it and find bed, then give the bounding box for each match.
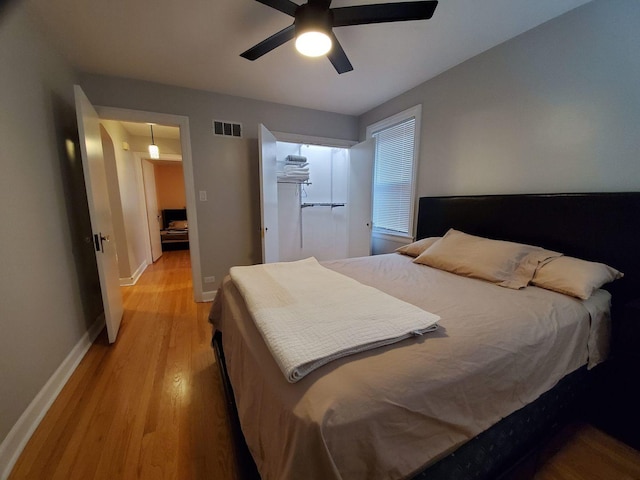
[210,193,640,480]
[160,208,189,251]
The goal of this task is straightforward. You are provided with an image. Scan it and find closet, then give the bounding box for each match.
[259,124,375,263]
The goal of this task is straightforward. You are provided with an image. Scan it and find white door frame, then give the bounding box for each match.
[259,125,280,263]
[95,106,204,302]
[271,131,357,148]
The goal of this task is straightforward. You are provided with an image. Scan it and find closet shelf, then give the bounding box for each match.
[277,180,312,185]
[301,202,346,208]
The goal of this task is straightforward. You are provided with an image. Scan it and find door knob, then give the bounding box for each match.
[93,233,110,252]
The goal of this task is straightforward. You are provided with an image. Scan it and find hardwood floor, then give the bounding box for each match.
[9,251,239,480]
[534,423,640,480]
[8,250,640,479]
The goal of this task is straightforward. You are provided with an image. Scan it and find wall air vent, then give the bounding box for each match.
[213,120,242,138]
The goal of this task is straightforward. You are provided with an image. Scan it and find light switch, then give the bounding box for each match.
[199,190,207,201]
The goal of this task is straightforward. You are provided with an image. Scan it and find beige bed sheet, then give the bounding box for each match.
[211,253,610,480]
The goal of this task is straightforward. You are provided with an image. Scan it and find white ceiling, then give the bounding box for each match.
[119,121,180,139]
[27,0,592,116]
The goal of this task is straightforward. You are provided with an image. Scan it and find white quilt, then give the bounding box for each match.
[230,257,440,382]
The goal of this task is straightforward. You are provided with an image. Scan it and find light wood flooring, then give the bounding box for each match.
[9,251,238,480]
[8,250,640,479]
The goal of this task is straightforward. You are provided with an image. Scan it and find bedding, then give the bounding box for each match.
[161,208,189,250]
[230,257,439,382]
[395,236,440,257]
[211,253,611,480]
[532,255,623,300]
[412,228,561,289]
[168,219,188,230]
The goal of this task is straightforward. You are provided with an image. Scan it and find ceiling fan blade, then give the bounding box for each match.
[255,0,298,17]
[240,24,296,61]
[332,1,438,27]
[308,0,332,8]
[327,33,353,74]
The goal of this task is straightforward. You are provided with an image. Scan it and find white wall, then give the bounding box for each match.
[128,135,182,155]
[100,120,148,280]
[359,0,640,223]
[100,124,131,278]
[0,2,102,451]
[277,144,349,261]
[300,146,348,260]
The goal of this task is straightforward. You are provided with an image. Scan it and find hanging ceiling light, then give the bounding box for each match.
[294,3,332,57]
[148,124,160,159]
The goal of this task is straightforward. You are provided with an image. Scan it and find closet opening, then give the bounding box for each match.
[259,124,376,264]
[277,142,350,262]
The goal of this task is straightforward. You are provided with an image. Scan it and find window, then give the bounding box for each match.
[367,105,421,238]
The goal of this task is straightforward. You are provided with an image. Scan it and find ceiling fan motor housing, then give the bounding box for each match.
[294,3,333,36]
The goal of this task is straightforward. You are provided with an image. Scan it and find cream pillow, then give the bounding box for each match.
[168,220,188,230]
[413,229,561,289]
[395,237,441,257]
[532,256,623,300]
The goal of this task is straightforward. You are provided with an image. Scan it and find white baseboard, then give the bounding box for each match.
[119,260,149,286]
[0,315,105,480]
[201,289,217,302]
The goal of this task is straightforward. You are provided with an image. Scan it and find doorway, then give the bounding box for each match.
[95,107,205,302]
[258,124,375,264]
[99,120,189,280]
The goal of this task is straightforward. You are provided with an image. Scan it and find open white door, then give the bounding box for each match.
[74,85,124,343]
[141,159,163,262]
[348,138,375,258]
[258,124,279,263]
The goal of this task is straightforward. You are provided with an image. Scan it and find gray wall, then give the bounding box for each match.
[4,0,636,454]
[79,74,359,290]
[359,0,640,216]
[0,4,102,445]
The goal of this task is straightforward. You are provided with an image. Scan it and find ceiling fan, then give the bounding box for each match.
[240,0,438,74]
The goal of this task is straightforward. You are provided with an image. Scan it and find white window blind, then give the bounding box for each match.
[372,117,416,235]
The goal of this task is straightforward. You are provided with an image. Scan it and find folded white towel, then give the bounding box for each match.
[230,257,440,382]
[284,164,309,170]
[277,172,309,179]
[278,175,309,182]
[285,154,307,163]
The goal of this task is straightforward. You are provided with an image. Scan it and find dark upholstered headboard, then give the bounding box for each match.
[162,208,187,229]
[416,193,640,310]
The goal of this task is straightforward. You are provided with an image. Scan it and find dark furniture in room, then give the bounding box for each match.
[160,208,189,251]
[213,192,640,480]
[415,193,640,464]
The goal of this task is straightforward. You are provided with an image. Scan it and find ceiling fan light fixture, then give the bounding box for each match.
[294,3,333,57]
[295,31,332,57]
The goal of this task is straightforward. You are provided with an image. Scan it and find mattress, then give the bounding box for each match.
[210,253,611,480]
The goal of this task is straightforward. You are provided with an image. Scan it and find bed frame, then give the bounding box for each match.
[162,208,187,229]
[161,208,189,251]
[213,192,640,480]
